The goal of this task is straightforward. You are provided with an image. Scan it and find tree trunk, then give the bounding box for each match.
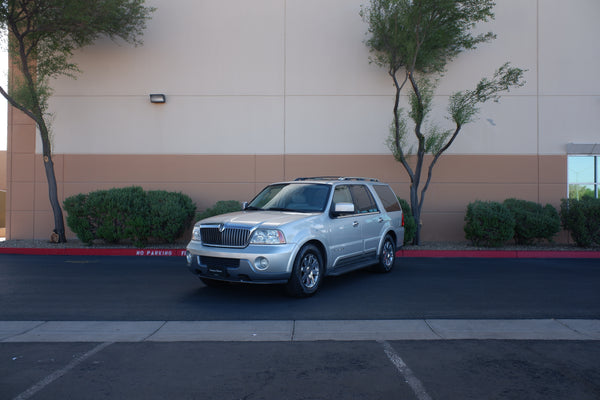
[43,154,67,243]
[410,184,421,245]
[39,121,67,243]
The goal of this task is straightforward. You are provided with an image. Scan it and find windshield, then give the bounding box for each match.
[247,183,331,213]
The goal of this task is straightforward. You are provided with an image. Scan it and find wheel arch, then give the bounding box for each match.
[379,230,397,254]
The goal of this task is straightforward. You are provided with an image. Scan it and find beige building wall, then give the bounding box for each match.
[6,0,599,242]
[0,151,6,191]
[1,150,6,231]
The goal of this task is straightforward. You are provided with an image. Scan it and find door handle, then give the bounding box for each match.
[378,217,384,223]
[353,221,359,227]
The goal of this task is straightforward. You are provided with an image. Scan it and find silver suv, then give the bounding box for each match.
[186,177,405,296]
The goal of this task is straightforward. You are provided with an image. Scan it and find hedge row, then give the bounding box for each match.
[63,186,196,246]
[63,188,599,248]
[560,198,600,247]
[464,199,561,247]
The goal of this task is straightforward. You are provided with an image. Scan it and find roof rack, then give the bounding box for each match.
[295,176,379,182]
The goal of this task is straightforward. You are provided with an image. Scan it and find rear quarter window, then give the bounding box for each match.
[373,185,401,212]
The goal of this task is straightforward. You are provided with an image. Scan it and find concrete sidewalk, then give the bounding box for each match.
[2,319,599,342]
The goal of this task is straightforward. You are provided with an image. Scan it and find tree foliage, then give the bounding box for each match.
[361,0,525,244]
[0,0,155,242]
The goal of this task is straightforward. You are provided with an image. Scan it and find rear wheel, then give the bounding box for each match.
[374,235,396,273]
[285,244,323,297]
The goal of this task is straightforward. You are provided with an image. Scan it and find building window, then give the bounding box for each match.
[568,155,598,199]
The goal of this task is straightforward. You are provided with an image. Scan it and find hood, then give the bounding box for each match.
[198,211,318,228]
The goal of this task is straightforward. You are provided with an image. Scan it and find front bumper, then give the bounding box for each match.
[185,241,295,284]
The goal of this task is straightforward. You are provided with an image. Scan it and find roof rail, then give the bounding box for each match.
[295,177,379,182]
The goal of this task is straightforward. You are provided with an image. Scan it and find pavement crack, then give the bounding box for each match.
[424,319,444,339]
[1,321,48,342]
[142,321,168,341]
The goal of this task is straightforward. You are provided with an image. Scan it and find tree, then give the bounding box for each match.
[361,0,525,244]
[0,0,155,242]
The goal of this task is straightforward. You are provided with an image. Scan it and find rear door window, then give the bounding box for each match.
[349,185,379,214]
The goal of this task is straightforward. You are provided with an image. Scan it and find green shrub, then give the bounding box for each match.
[560,198,600,247]
[64,186,196,246]
[398,198,416,245]
[98,186,149,244]
[196,200,242,221]
[503,198,560,245]
[147,190,197,243]
[464,201,515,247]
[63,193,95,244]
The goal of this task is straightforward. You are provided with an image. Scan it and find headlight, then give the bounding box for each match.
[250,229,286,245]
[192,226,201,241]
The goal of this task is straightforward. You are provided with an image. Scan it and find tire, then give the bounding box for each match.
[285,244,324,297]
[374,235,396,273]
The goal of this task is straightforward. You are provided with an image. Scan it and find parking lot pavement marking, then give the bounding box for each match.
[11,341,113,400]
[379,340,433,400]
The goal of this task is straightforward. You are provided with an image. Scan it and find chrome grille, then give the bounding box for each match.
[200,225,251,247]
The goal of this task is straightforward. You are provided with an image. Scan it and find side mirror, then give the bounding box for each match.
[334,202,355,214]
[242,202,249,210]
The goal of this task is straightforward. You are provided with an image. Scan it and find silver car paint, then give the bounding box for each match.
[186,180,404,283]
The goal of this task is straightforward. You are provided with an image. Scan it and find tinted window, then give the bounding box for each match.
[373,185,401,212]
[349,185,378,213]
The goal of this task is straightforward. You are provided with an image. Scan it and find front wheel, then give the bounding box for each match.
[285,244,324,297]
[374,235,396,273]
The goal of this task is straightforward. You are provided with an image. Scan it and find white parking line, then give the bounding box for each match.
[379,340,433,400]
[12,342,113,400]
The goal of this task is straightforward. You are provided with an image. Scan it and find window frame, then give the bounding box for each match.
[330,184,380,217]
[567,155,599,199]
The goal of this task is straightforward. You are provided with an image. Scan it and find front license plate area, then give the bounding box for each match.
[200,256,240,278]
[207,265,228,278]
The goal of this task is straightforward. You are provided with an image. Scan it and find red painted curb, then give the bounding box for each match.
[1,247,599,258]
[0,248,187,257]
[399,249,600,259]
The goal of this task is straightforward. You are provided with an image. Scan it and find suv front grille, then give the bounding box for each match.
[200,225,251,248]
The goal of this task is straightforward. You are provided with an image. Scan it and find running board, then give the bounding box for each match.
[328,252,378,276]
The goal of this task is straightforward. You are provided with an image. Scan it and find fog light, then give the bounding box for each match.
[254,257,269,271]
[186,251,193,265]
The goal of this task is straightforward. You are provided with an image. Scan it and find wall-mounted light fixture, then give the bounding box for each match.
[149,94,166,104]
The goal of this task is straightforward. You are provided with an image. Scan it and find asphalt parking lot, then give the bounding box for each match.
[1,254,599,399]
[2,340,600,400]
